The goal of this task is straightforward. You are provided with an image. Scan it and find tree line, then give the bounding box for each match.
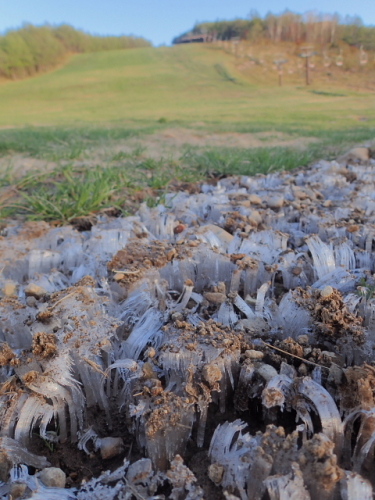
[173,11,375,51]
[0,24,151,79]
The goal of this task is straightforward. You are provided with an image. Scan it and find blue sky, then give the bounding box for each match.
[1,0,375,46]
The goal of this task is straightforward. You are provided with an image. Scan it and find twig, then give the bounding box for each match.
[261,341,329,371]
[175,423,192,430]
[112,269,141,275]
[50,292,76,310]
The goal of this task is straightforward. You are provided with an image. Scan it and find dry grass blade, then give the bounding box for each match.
[82,357,108,378]
[261,341,329,370]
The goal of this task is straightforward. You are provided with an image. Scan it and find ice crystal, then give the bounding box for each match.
[1,152,375,497]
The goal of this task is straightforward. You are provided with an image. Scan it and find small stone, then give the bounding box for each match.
[248,194,261,205]
[328,363,344,385]
[171,312,184,322]
[203,292,226,304]
[297,335,309,346]
[235,317,270,333]
[244,349,264,360]
[293,189,308,200]
[26,296,37,307]
[321,350,337,360]
[208,463,224,484]
[291,266,302,276]
[167,249,177,260]
[323,200,332,207]
[347,224,359,233]
[239,200,251,208]
[321,285,334,298]
[249,210,262,224]
[127,458,153,484]
[24,284,46,300]
[113,273,125,281]
[100,437,125,460]
[142,362,156,380]
[174,224,185,234]
[347,147,370,162]
[39,467,66,488]
[267,196,284,209]
[10,482,27,499]
[298,363,308,376]
[196,224,233,245]
[247,219,257,229]
[304,188,316,199]
[145,347,156,358]
[256,363,278,382]
[202,363,222,384]
[3,282,17,297]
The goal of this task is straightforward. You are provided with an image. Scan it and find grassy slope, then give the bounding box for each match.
[0,43,375,222]
[0,44,374,130]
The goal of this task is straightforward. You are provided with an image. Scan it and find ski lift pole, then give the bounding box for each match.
[305,55,310,85]
[273,58,287,87]
[299,46,315,86]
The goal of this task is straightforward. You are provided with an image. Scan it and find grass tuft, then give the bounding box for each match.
[2,165,131,223]
[184,146,319,177]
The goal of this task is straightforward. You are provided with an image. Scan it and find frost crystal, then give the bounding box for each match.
[1,153,375,497]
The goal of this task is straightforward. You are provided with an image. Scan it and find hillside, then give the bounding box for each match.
[0,43,374,130]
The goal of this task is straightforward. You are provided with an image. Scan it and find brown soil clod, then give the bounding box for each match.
[31,332,57,358]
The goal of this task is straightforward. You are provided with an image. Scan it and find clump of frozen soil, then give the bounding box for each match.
[0,148,375,499]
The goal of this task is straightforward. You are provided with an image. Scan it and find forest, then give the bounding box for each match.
[0,24,151,79]
[173,11,375,51]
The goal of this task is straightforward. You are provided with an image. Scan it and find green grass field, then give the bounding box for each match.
[1,44,375,127]
[0,43,374,222]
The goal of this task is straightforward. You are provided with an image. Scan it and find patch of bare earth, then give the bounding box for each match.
[112,128,318,160]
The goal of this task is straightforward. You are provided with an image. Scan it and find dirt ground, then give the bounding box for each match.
[115,128,318,159]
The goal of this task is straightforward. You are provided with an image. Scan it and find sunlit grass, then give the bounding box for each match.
[0,43,374,222]
[0,44,374,127]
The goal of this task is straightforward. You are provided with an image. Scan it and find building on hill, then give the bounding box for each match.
[173,33,213,44]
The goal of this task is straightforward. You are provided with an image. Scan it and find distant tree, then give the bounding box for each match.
[0,30,34,77]
[0,24,151,80]
[173,11,375,50]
